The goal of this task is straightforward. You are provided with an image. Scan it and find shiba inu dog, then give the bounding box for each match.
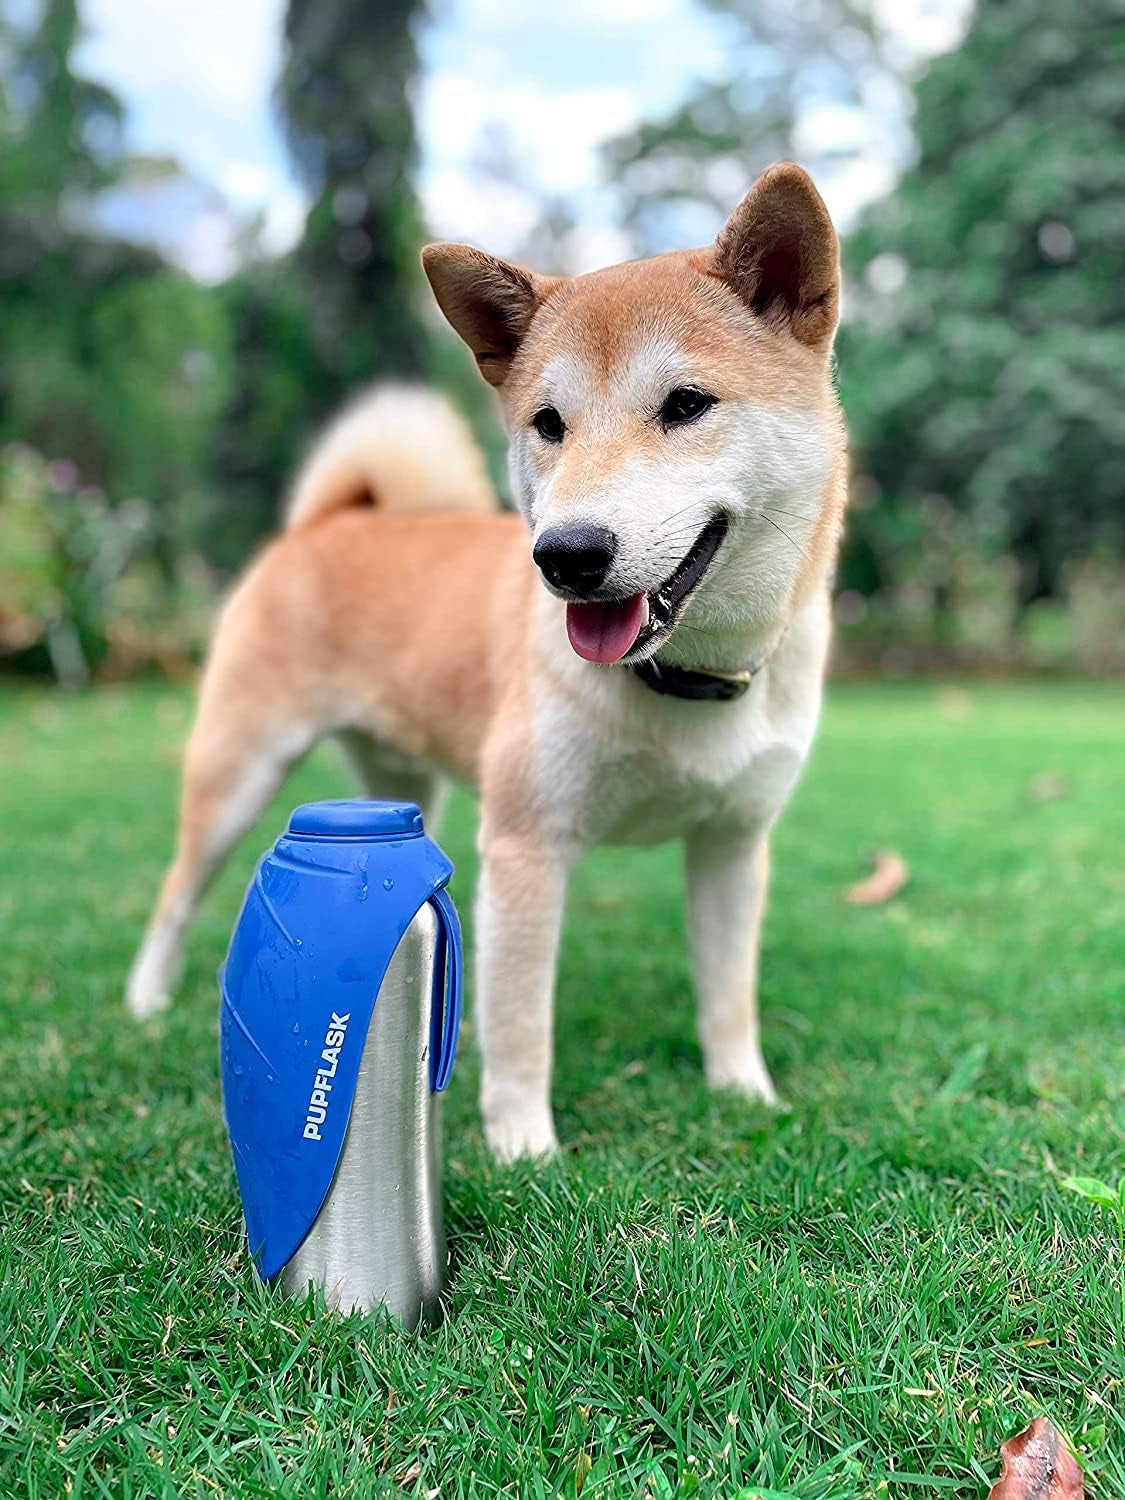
[126,162,847,1161]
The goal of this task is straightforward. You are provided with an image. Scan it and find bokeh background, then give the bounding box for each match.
[1,0,1122,687]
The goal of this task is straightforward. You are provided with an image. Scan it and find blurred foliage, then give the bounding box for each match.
[198,266,320,573]
[0,0,1120,681]
[609,0,1125,668]
[605,0,904,253]
[0,442,220,684]
[0,0,121,207]
[0,445,143,682]
[0,0,234,584]
[201,0,440,567]
[279,0,432,406]
[839,0,1125,615]
[0,0,495,650]
[189,0,497,572]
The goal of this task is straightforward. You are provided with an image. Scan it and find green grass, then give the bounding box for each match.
[1,679,1122,1499]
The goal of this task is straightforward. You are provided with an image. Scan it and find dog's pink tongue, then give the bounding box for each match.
[566,593,646,663]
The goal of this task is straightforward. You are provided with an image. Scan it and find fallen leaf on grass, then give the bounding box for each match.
[987,1417,1083,1498]
[575,1449,592,1495]
[938,685,974,721]
[843,850,908,905]
[1027,772,1072,804]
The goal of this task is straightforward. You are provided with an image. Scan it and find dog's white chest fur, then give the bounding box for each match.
[531,593,830,853]
[581,734,805,847]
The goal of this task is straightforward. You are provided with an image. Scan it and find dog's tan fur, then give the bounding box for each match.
[128,164,848,1160]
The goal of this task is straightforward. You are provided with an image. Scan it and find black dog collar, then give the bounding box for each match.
[629,628,787,702]
[629,658,755,701]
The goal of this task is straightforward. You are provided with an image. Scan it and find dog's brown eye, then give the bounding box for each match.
[532,406,566,443]
[659,387,717,429]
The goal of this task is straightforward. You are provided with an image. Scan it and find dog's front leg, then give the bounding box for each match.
[475,835,568,1161]
[684,827,778,1105]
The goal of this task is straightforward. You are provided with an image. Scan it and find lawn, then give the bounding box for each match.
[1,679,1122,1499]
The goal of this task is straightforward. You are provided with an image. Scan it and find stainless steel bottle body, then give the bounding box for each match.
[277,901,445,1327]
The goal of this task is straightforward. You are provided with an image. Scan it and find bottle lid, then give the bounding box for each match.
[286,799,423,841]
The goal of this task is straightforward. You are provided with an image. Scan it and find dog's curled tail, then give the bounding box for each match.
[285,383,496,530]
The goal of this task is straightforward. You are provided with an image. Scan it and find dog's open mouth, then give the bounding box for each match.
[565,515,728,664]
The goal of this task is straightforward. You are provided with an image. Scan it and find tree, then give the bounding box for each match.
[839,0,1125,607]
[276,0,433,421]
[603,0,908,256]
[0,0,124,213]
[199,263,318,572]
[0,0,132,468]
[0,0,233,582]
[198,0,504,568]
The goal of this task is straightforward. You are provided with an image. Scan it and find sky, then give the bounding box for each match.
[73,0,972,283]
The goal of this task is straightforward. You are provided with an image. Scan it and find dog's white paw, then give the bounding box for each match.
[483,1101,559,1163]
[125,975,172,1020]
[706,1048,779,1107]
[125,929,180,1020]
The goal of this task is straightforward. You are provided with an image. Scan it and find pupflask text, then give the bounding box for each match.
[219,800,462,1328]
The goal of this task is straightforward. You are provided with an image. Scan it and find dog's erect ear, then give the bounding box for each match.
[709,163,839,350]
[421,244,562,388]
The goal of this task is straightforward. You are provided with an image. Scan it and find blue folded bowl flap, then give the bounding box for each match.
[429,886,463,1093]
[218,801,460,1281]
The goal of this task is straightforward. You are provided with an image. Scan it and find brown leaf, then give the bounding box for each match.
[987,1417,1084,1499]
[1027,772,1072,804]
[938,685,974,721]
[575,1448,593,1495]
[843,849,908,905]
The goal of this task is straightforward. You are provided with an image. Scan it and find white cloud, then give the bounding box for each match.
[69,0,972,281]
[794,103,878,158]
[417,66,642,264]
[420,167,542,252]
[818,153,899,233]
[178,209,243,283]
[78,0,284,119]
[420,72,639,196]
[558,222,634,273]
[75,0,306,278]
[874,0,975,68]
[259,188,308,258]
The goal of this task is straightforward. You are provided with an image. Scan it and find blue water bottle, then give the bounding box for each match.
[219,799,462,1328]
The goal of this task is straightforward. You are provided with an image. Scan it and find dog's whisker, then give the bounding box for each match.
[648,500,709,534]
[762,504,815,525]
[630,521,724,561]
[759,512,811,563]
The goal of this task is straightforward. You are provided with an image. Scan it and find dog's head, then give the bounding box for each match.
[423,163,845,665]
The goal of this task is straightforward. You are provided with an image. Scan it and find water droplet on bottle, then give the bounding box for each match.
[358,882,368,901]
[292,1022,300,1035]
[383,877,394,891]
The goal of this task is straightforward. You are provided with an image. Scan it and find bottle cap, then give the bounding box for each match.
[286,799,423,841]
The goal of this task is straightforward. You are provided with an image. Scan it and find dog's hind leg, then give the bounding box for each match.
[126,672,316,1019]
[336,729,449,833]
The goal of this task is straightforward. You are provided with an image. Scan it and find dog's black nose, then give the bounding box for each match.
[533,523,618,597]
